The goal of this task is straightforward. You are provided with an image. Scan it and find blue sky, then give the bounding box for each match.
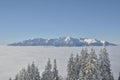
[0,0,120,45]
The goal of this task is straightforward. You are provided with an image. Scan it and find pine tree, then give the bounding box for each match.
[84,49,101,80]
[18,68,28,80]
[79,48,89,80]
[99,46,114,80]
[27,62,40,80]
[41,58,52,80]
[31,62,41,80]
[13,62,40,80]
[74,54,80,80]
[27,64,31,80]
[52,59,59,80]
[66,54,76,80]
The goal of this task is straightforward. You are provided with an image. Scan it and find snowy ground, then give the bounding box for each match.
[0,46,119,80]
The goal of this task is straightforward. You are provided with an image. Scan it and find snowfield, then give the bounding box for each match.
[0,46,119,80]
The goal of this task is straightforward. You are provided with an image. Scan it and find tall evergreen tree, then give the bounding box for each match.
[41,58,52,80]
[52,59,59,80]
[13,62,40,80]
[74,54,80,80]
[99,46,114,80]
[79,48,89,80]
[18,68,28,80]
[66,54,76,80]
[83,49,101,80]
[27,62,40,80]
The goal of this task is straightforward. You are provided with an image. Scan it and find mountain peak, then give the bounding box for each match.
[64,36,71,42]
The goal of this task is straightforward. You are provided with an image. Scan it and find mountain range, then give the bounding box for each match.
[8,36,116,46]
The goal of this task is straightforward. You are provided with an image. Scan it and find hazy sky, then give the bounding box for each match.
[0,0,120,44]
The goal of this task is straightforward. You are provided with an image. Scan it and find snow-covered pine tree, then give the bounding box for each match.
[18,68,28,80]
[66,54,76,80]
[52,59,59,80]
[27,64,31,80]
[79,48,89,80]
[13,62,40,80]
[34,67,41,80]
[31,62,40,80]
[41,58,52,80]
[27,62,41,80]
[74,54,80,80]
[99,45,114,80]
[83,48,101,80]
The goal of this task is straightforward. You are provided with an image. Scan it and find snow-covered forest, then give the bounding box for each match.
[9,46,115,80]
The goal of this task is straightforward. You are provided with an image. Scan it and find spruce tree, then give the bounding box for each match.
[84,49,101,80]
[13,62,40,80]
[74,54,80,80]
[18,68,28,80]
[79,48,89,80]
[67,54,77,80]
[41,58,52,80]
[27,62,40,80]
[52,59,59,80]
[99,46,114,80]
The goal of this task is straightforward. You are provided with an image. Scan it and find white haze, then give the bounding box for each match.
[0,46,119,80]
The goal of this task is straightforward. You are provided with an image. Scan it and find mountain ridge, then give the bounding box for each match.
[8,36,116,46]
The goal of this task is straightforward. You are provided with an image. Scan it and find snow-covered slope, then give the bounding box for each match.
[0,46,119,80]
[8,36,116,46]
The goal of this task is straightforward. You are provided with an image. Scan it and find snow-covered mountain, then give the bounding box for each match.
[8,36,116,46]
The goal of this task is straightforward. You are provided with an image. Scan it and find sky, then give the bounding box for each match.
[0,0,120,45]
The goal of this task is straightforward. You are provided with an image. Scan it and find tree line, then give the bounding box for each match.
[9,46,115,80]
